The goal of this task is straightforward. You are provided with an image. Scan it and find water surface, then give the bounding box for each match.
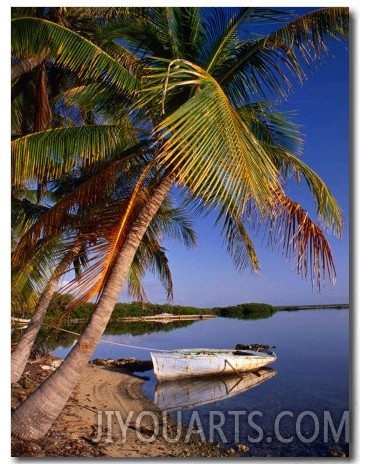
[52,309,349,457]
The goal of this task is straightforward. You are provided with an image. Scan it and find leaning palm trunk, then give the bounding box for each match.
[11,246,81,384]
[11,174,174,440]
[11,56,45,81]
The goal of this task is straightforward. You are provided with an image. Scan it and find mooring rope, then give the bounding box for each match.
[46,324,171,352]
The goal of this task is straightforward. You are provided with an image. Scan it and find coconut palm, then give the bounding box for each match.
[11,7,349,439]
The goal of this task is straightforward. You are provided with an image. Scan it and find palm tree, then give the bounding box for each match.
[11,191,196,383]
[11,7,349,439]
[11,245,83,383]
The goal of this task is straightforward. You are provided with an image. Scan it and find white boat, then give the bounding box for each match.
[150,348,277,381]
[154,367,277,411]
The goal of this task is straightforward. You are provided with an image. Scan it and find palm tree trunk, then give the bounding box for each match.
[11,174,174,440]
[11,246,81,384]
[11,56,45,81]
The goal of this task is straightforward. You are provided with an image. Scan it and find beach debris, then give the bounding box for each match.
[235,343,271,351]
[90,358,153,372]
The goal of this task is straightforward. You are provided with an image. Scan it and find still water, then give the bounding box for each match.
[52,309,349,457]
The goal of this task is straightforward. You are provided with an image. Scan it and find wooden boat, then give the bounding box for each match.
[154,367,277,411]
[150,348,277,381]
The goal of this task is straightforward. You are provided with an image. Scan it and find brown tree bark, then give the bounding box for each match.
[11,56,45,81]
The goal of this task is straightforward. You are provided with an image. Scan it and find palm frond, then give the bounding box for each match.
[148,197,197,250]
[11,195,50,243]
[237,102,303,155]
[218,7,349,104]
[126,262,148,302]
[52,83,136,127]
[235,100,342,239]
[264,145,343,236]
[12,236,62,315]
[94,9,170,59]
[126,196,196,302]
[11,16,139,95]
[182,184,260,273]
[268,189,336,289]
[11,145,151,266]
[55,185,192,312]
[11,7,41,19]
[47,175,155,310]
[12,125,133,187]
[217,206,259,273]
[141,59,280,217]
[128,238,173,302]
[203,8,251,74]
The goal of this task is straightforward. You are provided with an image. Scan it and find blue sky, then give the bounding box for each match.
[119,9,350,308]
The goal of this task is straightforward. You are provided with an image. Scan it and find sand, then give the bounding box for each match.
[12,358,230,458]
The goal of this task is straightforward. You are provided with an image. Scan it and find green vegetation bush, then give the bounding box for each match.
[112,302,211,318]
[213,303,275,320]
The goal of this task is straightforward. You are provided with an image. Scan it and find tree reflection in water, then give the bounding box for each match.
[14,319,198,352]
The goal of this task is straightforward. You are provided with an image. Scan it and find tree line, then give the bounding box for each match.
[30,292,331,323]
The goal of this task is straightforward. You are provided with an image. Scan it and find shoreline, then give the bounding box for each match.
[11,354,233,458]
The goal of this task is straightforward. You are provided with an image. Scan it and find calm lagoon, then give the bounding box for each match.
[52,308,349,457]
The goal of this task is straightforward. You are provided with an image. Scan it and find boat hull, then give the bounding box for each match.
[151,348,277,381]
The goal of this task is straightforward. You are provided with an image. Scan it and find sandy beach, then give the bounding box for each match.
[11,355,232,458]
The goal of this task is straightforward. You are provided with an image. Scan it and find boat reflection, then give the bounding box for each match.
[154,367,277,411]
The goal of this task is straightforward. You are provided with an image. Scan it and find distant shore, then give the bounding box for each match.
[274,303,349,311]
[12,302,349,329]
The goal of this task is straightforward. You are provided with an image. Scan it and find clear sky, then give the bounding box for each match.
[119,8,350,308]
